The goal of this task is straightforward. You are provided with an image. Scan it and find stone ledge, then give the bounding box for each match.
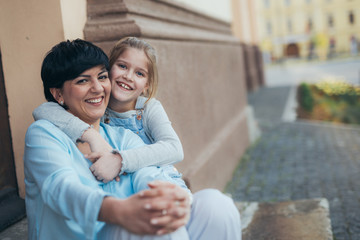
[235,198,333,240]
[85,0,239,44]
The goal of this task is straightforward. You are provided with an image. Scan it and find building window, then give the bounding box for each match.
[349,11,355,24]
[266,21,272,35]
[285,0,291,6]
[307,18,313,31]
[264,0,270,8]
[287,19,292,33]
[328,14,334,28]
[306,0,311,3]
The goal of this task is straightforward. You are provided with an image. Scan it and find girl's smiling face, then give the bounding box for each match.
[109,48,149,112]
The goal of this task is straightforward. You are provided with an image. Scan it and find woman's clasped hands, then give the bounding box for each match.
[141,181,191,235]
[99,180,191,235]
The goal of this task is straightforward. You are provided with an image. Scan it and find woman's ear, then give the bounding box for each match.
[49,88,64,105]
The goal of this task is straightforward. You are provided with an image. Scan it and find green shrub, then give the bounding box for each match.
[298,83,314,112]
[315,79,360,105]
[297,79,360,125]
[343,106,360,124]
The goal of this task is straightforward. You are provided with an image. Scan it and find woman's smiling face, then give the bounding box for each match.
[51,65,111,126]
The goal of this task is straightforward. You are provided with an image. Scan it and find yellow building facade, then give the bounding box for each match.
[256,0,360,61]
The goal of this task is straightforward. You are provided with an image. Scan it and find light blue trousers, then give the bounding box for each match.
[98,189,241,240]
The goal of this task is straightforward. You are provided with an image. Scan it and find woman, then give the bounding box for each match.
[24,39,241,239]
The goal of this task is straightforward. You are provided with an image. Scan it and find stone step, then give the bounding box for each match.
[235,198,333,240]
[0,188,26,232]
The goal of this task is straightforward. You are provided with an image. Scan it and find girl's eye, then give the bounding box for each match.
[136,71,145,77]
[119,64,127,69]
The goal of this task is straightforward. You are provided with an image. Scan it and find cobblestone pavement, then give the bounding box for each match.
[227,87,360,240]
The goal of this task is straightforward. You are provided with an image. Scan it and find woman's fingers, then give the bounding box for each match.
[147,180,176,189]
[150,215,172,226]
[147,181,189,201]
[139,186,179,199]
[168,204,189,218]
[155,217,189,235]
[148,208,189,235]
[151,212,189,235]
[139,188,162,198]
[143,198,172,211]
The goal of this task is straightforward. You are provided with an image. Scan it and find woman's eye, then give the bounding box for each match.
[76,79,88,84]
[99,75,109,81]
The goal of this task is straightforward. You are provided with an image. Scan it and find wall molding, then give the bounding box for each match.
[85,0,239,44]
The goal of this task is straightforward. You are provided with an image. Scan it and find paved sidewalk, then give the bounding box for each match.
[227,86,360,240]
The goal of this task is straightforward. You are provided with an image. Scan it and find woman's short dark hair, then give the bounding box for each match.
[41,39,109,102]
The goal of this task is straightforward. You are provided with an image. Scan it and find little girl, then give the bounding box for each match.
[33,37,186,186]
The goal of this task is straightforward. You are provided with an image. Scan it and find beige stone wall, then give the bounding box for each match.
[0,0,86,197]
[0,0,65,197]
[150,40,249,191]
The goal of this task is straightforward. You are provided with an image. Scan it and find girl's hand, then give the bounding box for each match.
[81,128,122,182]
[81,128,112,153]
[87,151,122,183]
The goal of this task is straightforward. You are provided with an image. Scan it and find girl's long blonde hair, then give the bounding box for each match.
[109,37,158,101]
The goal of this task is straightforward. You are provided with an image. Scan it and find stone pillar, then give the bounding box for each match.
[254,45,265,87]
[242,43,266,92]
